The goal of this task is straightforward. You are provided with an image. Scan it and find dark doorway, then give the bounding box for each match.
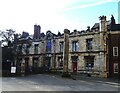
[33,57,39,74]
[25,58,29,75]
[71,56,78,73]
[58,57,63,69]
[2,61,11,76]
[46,57,51,70]
[16,58,22,75]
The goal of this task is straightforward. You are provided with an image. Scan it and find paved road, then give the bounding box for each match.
[1,74,120,91]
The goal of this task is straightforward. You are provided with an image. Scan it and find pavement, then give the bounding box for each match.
[1,74,120,91]
[71,73,119,83]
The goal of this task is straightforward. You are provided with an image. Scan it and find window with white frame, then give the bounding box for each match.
[34,44,39,54]
[113,47,118,56]
[86,38,93,50]
[72,41,78,52]
[84,56,94,70]
[59,42,64,53]
[114,63,118,74]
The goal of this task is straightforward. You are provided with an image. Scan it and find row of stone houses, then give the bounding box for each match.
[12,15,120,78]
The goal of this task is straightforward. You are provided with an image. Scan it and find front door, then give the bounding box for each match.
[33,58,39,73]
[72,56,78,73]
[72,62,77,73]
[46,57,51,71]
[25,58,29,75]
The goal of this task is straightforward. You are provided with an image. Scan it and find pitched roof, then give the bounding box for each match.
[91,23,99,30]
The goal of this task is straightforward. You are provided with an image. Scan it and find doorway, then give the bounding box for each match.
[71,56,78,73]
[33,57,39,73]
[25,58,29,75]
[46,57,51,71]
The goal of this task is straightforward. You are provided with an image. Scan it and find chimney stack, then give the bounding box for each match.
[99,15,107,32]
[34,24,41,39]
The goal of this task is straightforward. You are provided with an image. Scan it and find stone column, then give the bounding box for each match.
[52,39,56,69]
[99,15,108,77]
[62,29,70,77]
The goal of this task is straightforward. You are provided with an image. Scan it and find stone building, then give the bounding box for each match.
[14,15,119,78]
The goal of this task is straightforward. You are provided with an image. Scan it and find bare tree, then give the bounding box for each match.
[0,29,15,46]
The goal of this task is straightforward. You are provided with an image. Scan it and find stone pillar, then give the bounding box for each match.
[52,39,56,69]
[99,15,108,77]
[62,29,70,77]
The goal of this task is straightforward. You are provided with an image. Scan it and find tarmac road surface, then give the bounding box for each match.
[1,74,120,91]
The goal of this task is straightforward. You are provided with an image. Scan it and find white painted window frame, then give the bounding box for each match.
[114,63,118,74]
[113,47,118,56]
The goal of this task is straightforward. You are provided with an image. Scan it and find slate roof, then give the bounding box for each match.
[92,23,99,29]
[110,24,120,31]
[91,23,99,31]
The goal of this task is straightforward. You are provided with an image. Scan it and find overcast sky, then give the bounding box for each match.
[0,0,119,35]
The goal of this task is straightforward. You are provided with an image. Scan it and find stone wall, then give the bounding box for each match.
[15,15,109,77]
